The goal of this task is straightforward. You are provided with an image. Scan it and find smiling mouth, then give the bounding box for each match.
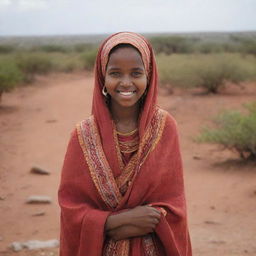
[117,90,136,96]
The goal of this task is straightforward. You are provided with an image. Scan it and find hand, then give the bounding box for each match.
[125,205,161,230]
[105,205,161,232]
[107,224,153,241]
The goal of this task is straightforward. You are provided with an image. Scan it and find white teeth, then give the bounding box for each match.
[119,91,134,96]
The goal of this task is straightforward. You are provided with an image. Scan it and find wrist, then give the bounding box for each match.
[105,210,131,231]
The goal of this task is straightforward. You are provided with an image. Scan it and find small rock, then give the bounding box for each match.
[30,166,50,175]
[193,156,201,160]
[10,242,23,251]
[209,240,226,245]
[204,220,221,225]
[26,196,52,204]
[46,119,57,123]
[10,240,59,251]
[0,196,5,200]
[32,211,46,217]
[210,206,215,210]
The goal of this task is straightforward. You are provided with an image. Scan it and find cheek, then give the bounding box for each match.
[104,77,115,90]
[139,76,148,91]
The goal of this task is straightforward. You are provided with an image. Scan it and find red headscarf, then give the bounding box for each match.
[58,32,192,256]
[91,31,159,178]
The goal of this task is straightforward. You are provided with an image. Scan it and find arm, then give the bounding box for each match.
[105,205,161,241]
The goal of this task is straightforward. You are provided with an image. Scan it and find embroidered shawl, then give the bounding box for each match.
[58,32,192,256]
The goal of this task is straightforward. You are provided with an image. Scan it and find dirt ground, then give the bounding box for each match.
[0,72,256,256]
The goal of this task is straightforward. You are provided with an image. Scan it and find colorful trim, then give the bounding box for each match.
[116,108,167,191]
[103,239,130,256]
[143,234,159,256]
[76,116,122,209]
[116,128,138,136]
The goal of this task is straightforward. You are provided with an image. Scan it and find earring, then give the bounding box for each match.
[102,86,108,97]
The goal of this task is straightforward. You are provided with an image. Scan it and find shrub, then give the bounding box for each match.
[0,45,15,54]
[81,49,97,70]
[35,45,69,53]
[196,43,224,54]
[157,53,200,88]
[150,36,194,54]
[0,62,23,101]
[195,56,248,93]
[16,54,54,82]
[241,40,256,56]
[73,43,95,53]
[197,102,256,160]
[157,53,255,93]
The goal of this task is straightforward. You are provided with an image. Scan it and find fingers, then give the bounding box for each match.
[145,206,161,219]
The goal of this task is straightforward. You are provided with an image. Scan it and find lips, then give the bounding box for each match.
[117,90,136,96]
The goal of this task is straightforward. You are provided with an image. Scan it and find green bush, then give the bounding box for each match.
[0,45,16,54]
[73,43,95,53]
[16,53,54,82]
[33,45,69,53]
[241,40,256,56]
[197,102,256,160]
[150,36,195,54]
[81,49,97,70]
[157,53,200,88]
[196,56,247,93]
[0,62,23,101]
[157,53,256,93]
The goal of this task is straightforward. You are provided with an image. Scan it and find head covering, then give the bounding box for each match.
[92,31,159,177]
[100,32,151,76]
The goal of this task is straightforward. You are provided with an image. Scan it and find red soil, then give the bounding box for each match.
[0,72,256,256]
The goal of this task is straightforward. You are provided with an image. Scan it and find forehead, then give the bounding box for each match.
[107,47,144,68]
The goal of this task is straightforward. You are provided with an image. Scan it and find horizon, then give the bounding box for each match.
[1,30,256,38]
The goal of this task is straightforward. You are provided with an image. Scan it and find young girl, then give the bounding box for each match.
[58,32,192,256]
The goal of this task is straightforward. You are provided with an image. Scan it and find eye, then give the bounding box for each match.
[132,71,143,77]
[109,72,121,77]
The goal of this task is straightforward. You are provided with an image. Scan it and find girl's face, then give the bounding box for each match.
[104,46,147,109]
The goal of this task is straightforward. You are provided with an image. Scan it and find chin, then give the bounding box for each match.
[118,101,140,108]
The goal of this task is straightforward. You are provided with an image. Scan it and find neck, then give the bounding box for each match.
[110,102,140,125]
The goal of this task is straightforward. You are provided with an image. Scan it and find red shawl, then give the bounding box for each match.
[58,32,192,256]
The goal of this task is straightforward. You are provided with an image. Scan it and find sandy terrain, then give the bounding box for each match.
[0,72,256,256]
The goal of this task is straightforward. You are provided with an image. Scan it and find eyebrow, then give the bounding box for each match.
[107,67,145,71]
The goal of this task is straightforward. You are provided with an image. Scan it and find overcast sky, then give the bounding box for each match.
[0,0,255,36]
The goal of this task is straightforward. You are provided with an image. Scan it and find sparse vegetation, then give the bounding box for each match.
[197,102,256,161]
[16,53,54,82]
[81,49,97,70]
[0,61,23,101]
[157,53,256,93]
[0,32,255,102]
[150,36,195,54]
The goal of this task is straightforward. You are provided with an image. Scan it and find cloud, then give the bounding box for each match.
[18,0,48,10]
[0,0,48,10]
[0,0,11,7]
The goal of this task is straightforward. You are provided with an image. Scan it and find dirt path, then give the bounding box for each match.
[0,73,256,256]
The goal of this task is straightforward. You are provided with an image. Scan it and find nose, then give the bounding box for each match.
[120,75,133,86]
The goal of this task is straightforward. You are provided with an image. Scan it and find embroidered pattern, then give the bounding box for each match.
[117,132,139,154]
[76,108,167,256]
[76,116,122,209]
[116,108,167,191]
[103,239,130,256]
[143,234,159,256]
